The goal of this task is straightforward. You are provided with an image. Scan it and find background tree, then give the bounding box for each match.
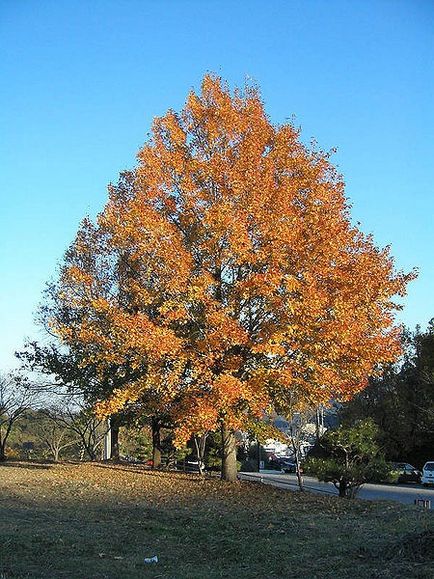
[17,340,174,466]
[52,399,106,461]
[118,422,153,462]
[17,340,126,461]
[340,321,434,466]
[115,392,175,468]
[0,372,36,461]
[32,408,78,462]
[46,75,414,481]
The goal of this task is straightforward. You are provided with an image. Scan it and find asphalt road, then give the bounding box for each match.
[239,471,434,506]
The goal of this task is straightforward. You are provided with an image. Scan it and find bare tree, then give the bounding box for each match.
[287,408,318,491]
[46,397,107,460]
[33,408,79,461]
[0,372,37,461]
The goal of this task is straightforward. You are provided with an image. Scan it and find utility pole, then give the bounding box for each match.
[103,417,111,460]
[257,439,261,472]
[315,404,324,441]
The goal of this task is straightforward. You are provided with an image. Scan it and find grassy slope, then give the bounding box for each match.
[0,462,433,578]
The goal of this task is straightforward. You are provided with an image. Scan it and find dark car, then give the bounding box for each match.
[277,459,297,473]
[266,459,285,471]
[392,462,421,484]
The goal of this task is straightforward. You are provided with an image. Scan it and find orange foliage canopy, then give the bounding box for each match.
[51,75,415,444]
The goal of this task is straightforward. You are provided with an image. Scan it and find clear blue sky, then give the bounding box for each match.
[1,0,433,370]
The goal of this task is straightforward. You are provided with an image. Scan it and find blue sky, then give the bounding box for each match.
[1,0,433,370]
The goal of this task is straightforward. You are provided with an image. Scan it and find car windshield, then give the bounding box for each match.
[424,463,434,471]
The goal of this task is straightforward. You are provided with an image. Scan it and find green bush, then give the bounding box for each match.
[363,458,393,484]
[306,419,391,498]
[383,469,400,484]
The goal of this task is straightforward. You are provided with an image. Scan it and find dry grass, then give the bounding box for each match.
[0,461,433,578]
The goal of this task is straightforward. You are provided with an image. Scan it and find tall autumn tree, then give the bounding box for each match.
[49,75,414,481]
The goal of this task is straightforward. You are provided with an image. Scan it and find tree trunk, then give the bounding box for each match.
[221,422,237,482]
[152,418,162,469]
[290,428,304,491]
[294,449,304,491]
[0,432,5,461]
[0,422,13,461]
[338,479,347,498]
[110,415,120,461]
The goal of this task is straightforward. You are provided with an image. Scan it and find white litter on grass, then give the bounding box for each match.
[144,556,158,564]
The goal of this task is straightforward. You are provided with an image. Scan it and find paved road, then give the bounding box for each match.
[239,471,434,506]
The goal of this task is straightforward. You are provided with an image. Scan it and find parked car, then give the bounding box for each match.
[182,460,206,473]
[421,461,434,486]
[121,454,141,464]
[266,459,285,472]
[277,459,297,474]
[391,462,421,484]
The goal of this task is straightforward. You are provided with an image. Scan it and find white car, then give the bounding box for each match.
[421,461,434,486]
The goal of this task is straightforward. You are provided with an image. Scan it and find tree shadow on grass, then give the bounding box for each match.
[0,461,53,470]
[92,462,203,481]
